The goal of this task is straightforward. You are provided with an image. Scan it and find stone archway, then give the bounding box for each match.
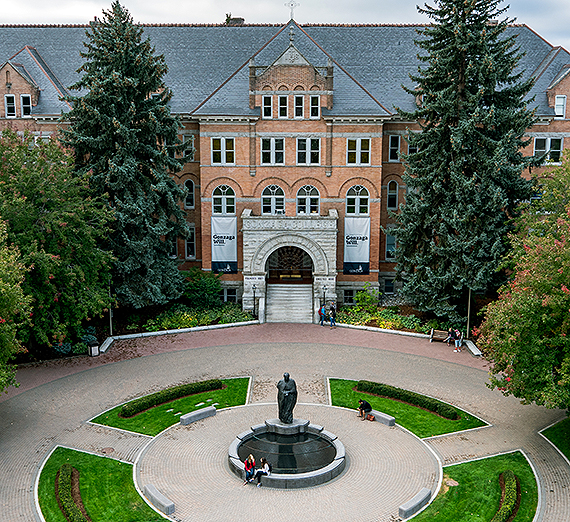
[266,246,313,283]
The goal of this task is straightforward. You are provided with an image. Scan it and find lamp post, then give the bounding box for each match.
[323,285,327,306]
[252,284,257,318]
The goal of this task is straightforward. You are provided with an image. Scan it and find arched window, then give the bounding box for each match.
[346,185,369,215]
[212,185,235,214]
[262,185,285,215]
[387,181,398,210]
[184,179,195,209]
[297,185,320,215]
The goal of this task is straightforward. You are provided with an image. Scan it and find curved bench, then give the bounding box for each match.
[143,484,175,515]
[369,409,395,426]
[180,405,216,425]
[399,487,431,519]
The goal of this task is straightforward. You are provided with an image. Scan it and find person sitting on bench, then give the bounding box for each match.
[358,399,372,420]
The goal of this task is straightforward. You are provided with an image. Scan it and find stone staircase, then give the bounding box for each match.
[265,284,313,323]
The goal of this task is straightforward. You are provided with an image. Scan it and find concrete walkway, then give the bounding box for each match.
[0,323,568,521]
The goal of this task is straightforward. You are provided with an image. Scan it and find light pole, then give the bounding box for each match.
[323,285,327,306]
[252,284,257,318]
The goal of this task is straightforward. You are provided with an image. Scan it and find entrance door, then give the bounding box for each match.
[266,246,313,284]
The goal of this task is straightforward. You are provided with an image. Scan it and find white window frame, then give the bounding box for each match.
[212,184,236,215]
[184,179,195,209]
[555,95,566,119]
[389,135,400,162]
[347,138,370,165]
[4,94,16,118]
[346,185,369,215]
[534,137,563,164]
[294,95,304,119]
[262,95,272,119]
[211,138,235,165]
[20,94,32,117]
[297,138,320,165]
[182,134,195,159]
[261,138,285,165]
[296,185,320,215]
[343,289,355,305]
[185,226,196,259]
[310,95,320,119]
[278,95,288,119]
[385,227,396,260]
[387,181,398,210]
[220,288,238,303]
[261,184,285,215]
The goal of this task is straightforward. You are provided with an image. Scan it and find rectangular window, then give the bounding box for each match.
[20,95,32,117]
[294,96,304,118]
[555,95,566,119]
[297,138,320,165]
[4,95,16,118]
[262,95,272,119]
[408,143,418,155]
[169,239,178,259]
[183,134,194,159]
[347,138,370,165]
[386,233,396,260]
[261,138,285,165]
[185,226,196,259]
[389,135,400,162]
[278,95,288,118]
[384,279,395,294]
[343,289,354,305]
[220,288,238,303]
[211,138,235,165]
[310,95,320,119]
[534,137,563,163]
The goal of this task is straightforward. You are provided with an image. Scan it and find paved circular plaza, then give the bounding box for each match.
[0,323,569,521]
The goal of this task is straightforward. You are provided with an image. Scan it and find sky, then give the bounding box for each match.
[3,0,570,51]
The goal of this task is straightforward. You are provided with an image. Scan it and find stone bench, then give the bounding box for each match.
[369,409,395,426]
[399,487,431,519]
[464,339,482,357]
[143,484,175,515]
[179,405,216,426]
[429,328,448,342]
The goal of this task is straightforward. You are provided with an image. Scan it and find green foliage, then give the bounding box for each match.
[119,378,223,417]
[182,268,222,308]
[336,306,425,332]
[62,1,188,309]
[0,130,113,351]
[56,464,89,522]
[395,0,535,321]
[353,282,380,312]
[39,447,163,522]
[478,162,570,409]
[490,470,518,522]
[93,377,249,436]
[143,303,253,331]
[0,220,31,393]
[357,380,459,420]
[542,417,570,461]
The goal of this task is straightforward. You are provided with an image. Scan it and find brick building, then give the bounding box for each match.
[1,20,569,321]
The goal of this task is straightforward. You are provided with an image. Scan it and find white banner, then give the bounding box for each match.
[211,216,237,273]
[343,217,370,274]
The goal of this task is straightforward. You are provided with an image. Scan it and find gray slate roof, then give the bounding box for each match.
[0,21,568,117]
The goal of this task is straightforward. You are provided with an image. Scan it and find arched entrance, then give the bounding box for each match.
[266,246,313,284]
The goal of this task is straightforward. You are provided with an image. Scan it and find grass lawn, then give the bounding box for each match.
[542,417,570,461]
[39,446,163,522]
[413,451,538,522]
[329,379,486,438]
[92,377,249,436]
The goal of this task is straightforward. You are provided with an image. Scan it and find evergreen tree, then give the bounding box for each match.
[394,0,535,320]
[62,1,188,308]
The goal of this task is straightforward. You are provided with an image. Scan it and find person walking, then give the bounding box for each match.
[319,303,327,326]
[329,302,336,329]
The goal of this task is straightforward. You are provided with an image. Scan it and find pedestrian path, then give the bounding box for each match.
[0,324,567,521]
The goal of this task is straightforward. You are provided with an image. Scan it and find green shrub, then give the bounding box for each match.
[491,470,518,522]
[356,380,459,420]
[56,464,89,522]
[120,379,223,418]
[72,342,88,355]
[182,267,222,309]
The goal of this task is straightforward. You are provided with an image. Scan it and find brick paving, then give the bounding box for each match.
[0,323,568,521]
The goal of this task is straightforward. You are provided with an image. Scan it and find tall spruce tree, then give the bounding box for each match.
[63,1,188,308]
[395,0,535,321]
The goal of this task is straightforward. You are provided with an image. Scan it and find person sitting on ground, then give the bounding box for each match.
[358,399,372,420]
[255,457,271,487]
[243,454,255,485]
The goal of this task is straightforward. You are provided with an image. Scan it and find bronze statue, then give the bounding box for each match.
[276,372,297,424]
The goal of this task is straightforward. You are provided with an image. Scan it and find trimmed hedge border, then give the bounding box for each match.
[356,380,460,420]
[119,379,223,418]
[56,464,89,522]
[491,470,518,522]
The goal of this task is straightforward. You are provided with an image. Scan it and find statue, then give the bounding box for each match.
[276,372,297,424]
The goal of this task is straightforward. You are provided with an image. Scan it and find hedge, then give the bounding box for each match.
[56,464,89,522]
[356,380,459,420]
[119,379,223,418]
[491,470,518,522]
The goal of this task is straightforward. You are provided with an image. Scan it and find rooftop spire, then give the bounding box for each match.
[284,1,299,20]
